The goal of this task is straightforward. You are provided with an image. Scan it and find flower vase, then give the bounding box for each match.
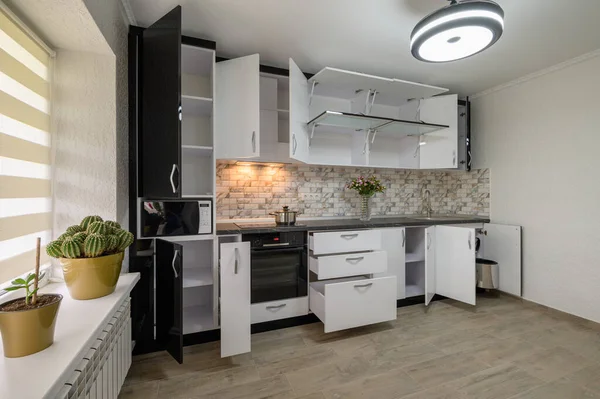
[360,195,372,221]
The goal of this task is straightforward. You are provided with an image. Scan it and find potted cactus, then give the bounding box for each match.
[46,215,134,300]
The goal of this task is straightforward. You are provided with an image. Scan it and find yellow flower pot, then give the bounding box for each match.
[0,294,62,358]
[60,252,124,300]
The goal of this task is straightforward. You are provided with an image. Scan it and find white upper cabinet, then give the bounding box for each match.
[287,59,455,169]
[481,223,522,297]
[215,54,260,159]
[289,58,310,162]
[434,225,476,305]
[419,94,459,169]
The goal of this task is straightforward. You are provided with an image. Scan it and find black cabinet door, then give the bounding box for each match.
[155,239,183,363]
[141,6,182,198]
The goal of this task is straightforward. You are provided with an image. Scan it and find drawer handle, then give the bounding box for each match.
[354,283,373,289]
[340,234,359,239]
[345,256,365,263]
[266,304,287,310]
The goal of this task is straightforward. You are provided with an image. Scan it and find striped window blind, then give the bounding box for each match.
[0,6,53,283]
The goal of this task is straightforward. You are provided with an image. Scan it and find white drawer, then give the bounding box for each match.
[309,250,387,279]
[309,276,396,333]
[309,230,382,255]
[251,297,309,324]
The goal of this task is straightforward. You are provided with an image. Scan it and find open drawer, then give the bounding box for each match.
[309,276,396,333]
[309,230,382,255]
[309,251,387,279]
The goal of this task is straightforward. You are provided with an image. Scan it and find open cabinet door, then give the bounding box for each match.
[141,6,181,198]
[424,227,436,306]
[220,242,251,357]
[155,239,183,363]
[215,54,260,159]
[435,226,476,305]
[483,224,522,296]
[289,58,309,162]
[419,94,458,169]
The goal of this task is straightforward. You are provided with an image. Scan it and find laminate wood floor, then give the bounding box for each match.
[120,294,600,399]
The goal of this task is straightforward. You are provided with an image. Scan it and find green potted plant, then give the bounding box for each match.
[0,239,62,357]
[346,175,386,221]
[46,216,134,300]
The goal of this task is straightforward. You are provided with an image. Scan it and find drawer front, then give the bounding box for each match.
[311,276,397,333]
[251,297,309,324]
[310,251,387,279]
[310,230,382,255]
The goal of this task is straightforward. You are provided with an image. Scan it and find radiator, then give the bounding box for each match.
[55,298,132,399]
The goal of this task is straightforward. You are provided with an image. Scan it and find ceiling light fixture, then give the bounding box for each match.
[410,0,504,63]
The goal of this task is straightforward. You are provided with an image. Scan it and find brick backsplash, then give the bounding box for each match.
[216,162,490,219]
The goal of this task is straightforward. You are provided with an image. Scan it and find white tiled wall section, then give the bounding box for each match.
[216,162,490,219]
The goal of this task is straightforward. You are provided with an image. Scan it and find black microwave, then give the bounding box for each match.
[139,200,212,237]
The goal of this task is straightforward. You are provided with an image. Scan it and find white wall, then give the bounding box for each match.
[472,52,600,323]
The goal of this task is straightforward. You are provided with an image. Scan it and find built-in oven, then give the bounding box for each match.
[139,200,212,237]
[243,231,308,304]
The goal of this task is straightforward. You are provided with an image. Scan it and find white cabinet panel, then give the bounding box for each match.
[309,229,382,255]
[310,250,387,279]
[425,227,436,306]
[435,225,476,305]
[215,54,260,159]
[483,223,522,296]
[220,242,251,357]
[251,297,309,324]
[310,276,396,333]
[289,58,310,162]
[419,94,458,169]
[375,228,406,299]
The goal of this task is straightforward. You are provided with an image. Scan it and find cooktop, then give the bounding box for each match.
[234,222,307,229]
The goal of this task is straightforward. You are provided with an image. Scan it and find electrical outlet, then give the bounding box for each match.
[300,193,321,200]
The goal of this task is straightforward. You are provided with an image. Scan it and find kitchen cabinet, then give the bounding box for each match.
[287,59,459,169]
[308,229,397,333]
[375,228,406,299]
[155,239,183,363]
[219,240,251,357]
[214,54,260,159]
[139,6,216,198]
[140,7,182,198]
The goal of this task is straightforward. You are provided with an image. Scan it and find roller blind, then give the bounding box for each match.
[0,7,53,283]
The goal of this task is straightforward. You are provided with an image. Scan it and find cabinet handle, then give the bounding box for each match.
[427,232,431,250]
[468,231,472,250]
[354,282,373,289]
[171,250,179,278]
[292,134,297,155]
[234,247,239,274]
[251,131,256,153]
[266,304,287,310]
[345,256,364,262]
[169,164,178,194]
[452,150,456,166]
[340,233,358,239]
[402,230,406,247]
[262,242,290,247]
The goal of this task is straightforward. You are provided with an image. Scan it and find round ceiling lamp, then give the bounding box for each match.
[410,0,504,63]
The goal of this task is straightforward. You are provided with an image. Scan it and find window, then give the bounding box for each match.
[0,6,54,283]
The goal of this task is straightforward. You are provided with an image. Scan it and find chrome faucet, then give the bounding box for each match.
[423,189,433,218]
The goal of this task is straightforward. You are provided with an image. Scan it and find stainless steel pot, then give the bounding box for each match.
[269,206,301,225]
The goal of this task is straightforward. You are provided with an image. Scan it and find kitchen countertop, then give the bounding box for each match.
[217,215,490,235]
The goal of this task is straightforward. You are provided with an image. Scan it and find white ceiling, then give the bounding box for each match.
[129,0,600,95]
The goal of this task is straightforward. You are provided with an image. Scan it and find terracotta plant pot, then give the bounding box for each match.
[60,252,124,300]
[0,294,62,358]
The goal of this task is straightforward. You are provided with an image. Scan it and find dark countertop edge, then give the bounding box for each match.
[216,217,491,235]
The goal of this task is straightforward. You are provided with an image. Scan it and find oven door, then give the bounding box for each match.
[250,246,307,304]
